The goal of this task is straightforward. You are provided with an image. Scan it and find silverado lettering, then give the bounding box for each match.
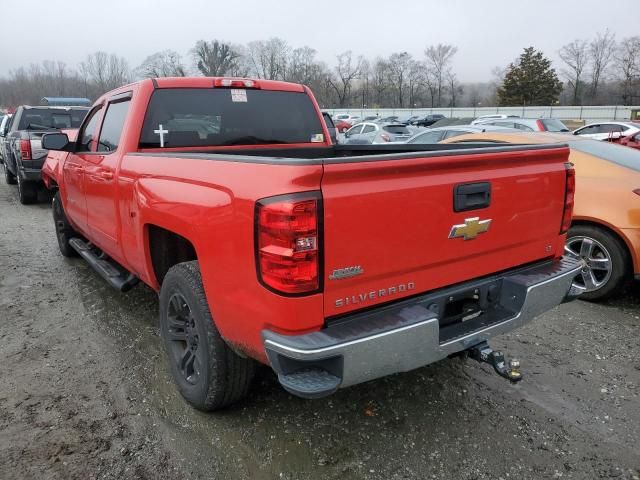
[40,76,582,410]
[335,282,417,307]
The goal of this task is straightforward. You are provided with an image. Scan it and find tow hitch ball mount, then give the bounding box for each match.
[469,341,523,383]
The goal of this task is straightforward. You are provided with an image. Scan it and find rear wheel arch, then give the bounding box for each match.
[147,224,198,287]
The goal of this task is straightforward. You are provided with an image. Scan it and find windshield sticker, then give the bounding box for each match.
[311,133,324,143]
[154,124,169,147]
[231,89,247,102]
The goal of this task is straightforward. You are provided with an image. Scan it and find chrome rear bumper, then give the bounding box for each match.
[263,256,583,398]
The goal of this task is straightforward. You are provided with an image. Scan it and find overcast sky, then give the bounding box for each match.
[0,0,636,82]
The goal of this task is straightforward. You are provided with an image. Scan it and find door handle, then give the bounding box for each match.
[99,169,113,180]
[454,182,492,212]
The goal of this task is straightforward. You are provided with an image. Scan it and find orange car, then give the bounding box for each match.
[441,132,640,301]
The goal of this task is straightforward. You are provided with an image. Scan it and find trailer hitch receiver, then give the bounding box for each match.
[469,342,522,383]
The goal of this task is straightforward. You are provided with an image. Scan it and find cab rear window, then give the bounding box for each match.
[383,125,410,135]
[18,108,88,130]
[569,140,640,171]
[139,88,324,148]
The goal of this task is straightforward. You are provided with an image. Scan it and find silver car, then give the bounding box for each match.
[402,125,518,144]
[474,118,570,133]
[344,122,412,144]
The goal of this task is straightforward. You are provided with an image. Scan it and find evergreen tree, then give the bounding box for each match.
[498,47,563,106]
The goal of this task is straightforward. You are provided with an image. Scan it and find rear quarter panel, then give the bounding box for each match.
[118,154,324,362]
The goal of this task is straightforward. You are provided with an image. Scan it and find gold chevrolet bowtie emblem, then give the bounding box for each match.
[449,217,492,240]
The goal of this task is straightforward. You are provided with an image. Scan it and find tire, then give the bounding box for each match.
[565,225,630,301]
[4,162,16,185]
[52,192,79,257]
[17,172,37,204]
[159,261,255,411]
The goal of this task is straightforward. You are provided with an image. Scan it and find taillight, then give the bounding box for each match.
[536,120,545,131]
[256,192,322,295]
[560,164,575,234]
[380,133,391,142]
[213,78,259,88]
[20,139,32,160]
[633,189,640,196]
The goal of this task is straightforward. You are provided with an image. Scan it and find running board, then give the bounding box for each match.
[69,238,139,292]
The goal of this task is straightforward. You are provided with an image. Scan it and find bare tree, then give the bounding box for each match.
[407,61,426,107]
[79,52,130,97]
[370,58,389,107]
[447,71,463,107]
[616,36,640,104]
[137,50,186,78]
[387,52,412,108]
[589,30,616,101]
[247,37,290,80]
[327,51,364,107]
[191,40,240,77]
[558,40,589,105]
[424,44,458,107]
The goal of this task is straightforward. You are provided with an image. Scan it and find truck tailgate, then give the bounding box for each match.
[321,145,570,317]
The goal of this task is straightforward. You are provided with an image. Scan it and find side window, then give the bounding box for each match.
[444,130,467,139]
[97,100,131,152]
[76,106,104,152]
[362,125,376,134]
[577,125,597,135]
[345,125,362,136]
[600,124,619,133]
[514,123,534,131]
[409,131,443,144]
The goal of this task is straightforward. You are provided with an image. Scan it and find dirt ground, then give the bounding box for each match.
[0,180,639,480]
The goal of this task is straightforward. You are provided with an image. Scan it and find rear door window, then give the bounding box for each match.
[140,88,324,148]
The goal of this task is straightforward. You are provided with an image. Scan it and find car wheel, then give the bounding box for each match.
[4,162,16,185]
[565,225,629,301]
[17,172,37,204]
[52,191,79,257]
[159,261,255,411]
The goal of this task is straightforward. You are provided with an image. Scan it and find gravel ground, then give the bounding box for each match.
[0,179,639,480]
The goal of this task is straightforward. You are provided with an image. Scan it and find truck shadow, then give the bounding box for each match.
[69,261,548,478]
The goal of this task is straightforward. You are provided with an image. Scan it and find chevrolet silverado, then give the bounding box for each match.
[41,77,582,410]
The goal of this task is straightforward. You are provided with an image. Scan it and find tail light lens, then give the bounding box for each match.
[20,139,32,160]
[256,192,322,295]
[380,133,391,142]
[536,120,545,131]
[560,164,575,234]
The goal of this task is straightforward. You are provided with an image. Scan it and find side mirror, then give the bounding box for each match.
[42,132,71,151]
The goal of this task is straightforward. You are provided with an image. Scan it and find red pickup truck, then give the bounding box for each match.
[41,77,582,410]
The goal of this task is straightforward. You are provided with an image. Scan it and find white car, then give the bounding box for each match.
[573,122,640,141]
[333,114,360,126]
[471,114,520,125]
